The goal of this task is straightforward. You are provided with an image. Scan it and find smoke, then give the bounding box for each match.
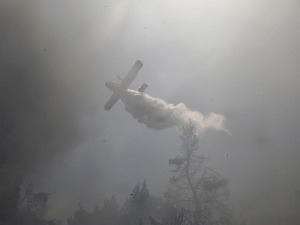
[120,89,227,134]
[0,1,88,180]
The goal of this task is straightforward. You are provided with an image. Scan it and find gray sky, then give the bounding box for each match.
[1,0,300,223]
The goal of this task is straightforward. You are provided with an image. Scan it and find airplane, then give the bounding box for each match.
[104,60,148,111]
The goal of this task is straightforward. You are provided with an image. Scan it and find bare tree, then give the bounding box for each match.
[169,121,231,225]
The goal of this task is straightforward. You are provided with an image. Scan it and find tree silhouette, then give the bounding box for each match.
[123,180,152,225]
[169,121,233,225]
[67,203,91,225]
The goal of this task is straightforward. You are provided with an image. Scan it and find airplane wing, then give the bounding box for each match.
[104,92,120,111]
[104,60,143,111]
[120,60,143,89]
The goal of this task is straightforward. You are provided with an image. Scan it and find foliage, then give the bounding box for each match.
[0,176,61,225]
[168,121,234,225]
[64,122,239,225]
[67,203,92,225]
[1,121,241,225]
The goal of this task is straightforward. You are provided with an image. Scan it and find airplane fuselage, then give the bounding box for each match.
[104,60,144,111]
[105,81,120,93]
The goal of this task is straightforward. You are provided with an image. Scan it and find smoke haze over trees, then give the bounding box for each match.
[1,0,300,225]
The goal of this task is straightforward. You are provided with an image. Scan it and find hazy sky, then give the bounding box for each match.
[1,0,300,222]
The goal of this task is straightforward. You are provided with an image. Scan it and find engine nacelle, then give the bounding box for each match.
[138,83,148,93]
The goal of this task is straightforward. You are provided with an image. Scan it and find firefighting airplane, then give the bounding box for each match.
[104,60,148,111]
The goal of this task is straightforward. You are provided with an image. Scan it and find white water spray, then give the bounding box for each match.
[120,89,227,134]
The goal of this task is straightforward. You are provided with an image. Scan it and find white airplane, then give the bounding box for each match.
[104,60,148,111]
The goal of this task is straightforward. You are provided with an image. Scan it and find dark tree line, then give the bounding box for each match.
[0,177,62,225]
[66,123,240,225]
[66,180,198,225]
[0,122,242,225]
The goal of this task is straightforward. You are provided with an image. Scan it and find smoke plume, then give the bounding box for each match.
[121,89,226,134]
[0,1,88,180]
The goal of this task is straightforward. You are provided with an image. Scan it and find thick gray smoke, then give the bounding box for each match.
[121,89,227,134]
[0,1,88,180]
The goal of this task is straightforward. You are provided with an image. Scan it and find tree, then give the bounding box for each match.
[67,203,91,225]
[123,180,151,225]
[21,182,51,220]
[169,122,233,225]
[0,174,23,224]
[101,195,120,225]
